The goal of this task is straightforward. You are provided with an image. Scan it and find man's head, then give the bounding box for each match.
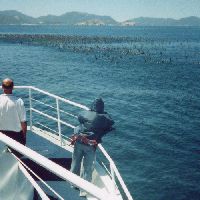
[2,78,14,94]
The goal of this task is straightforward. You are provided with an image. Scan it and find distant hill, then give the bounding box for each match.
[0,10,37,24]
[123,16,200,26]
[38,12,118,25]
[0,10,118,25]
[177,16,200,26]
[0,10,200,26]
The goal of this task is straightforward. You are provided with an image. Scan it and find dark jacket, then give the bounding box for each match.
[77,98,114,143]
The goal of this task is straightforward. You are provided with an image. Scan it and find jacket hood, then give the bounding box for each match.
[91,98,104,113]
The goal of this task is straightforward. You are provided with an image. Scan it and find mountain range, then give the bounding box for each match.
[123,16,200,26]
[0,10,200,26]
[0,10,118,26]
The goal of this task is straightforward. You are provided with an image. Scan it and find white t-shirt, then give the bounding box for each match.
[0,94,26,132]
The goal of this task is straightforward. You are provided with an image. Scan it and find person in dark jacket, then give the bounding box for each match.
[70,98,114,197]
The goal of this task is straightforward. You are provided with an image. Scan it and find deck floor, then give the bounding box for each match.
[26,130,72,158]
[23,130,84,200]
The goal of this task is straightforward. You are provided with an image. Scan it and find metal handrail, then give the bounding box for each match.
[1,86,133,200]
[31,98,77,118]
[18,162,51,200]
[13,153,64,200]
[0,133,118,200]
[23,86,89,110]
[98,144,133,200]
[31,107,75,128]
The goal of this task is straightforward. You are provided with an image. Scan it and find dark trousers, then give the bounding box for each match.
[0,130,26,157]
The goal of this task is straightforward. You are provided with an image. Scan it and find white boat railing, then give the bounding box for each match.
[0,132,117,200]
[13,152,65,200]
[18,162,51,200]
[1,86,133,200]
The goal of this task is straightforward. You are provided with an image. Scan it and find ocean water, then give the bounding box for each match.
[0,25,200,200]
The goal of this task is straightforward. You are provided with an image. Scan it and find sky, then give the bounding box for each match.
[0,0,200,22]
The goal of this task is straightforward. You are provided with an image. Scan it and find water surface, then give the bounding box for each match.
[0,25,200,200]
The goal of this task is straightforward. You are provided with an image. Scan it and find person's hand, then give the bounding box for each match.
[82,137,88,144]
[70,134,78,145]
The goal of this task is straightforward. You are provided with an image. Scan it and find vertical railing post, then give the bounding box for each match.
[29,88,32,131]
[56,98,62,145]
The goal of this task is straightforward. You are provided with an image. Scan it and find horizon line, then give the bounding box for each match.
[0,9,200,22]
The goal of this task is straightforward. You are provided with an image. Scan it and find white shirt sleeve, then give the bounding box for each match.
[16,98,26,122]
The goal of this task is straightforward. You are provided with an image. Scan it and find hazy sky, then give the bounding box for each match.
[0,0,199,21]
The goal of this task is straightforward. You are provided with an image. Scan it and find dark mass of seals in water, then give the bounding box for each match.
[0,33,199,65]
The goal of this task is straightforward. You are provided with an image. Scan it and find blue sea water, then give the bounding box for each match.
[0,25,200,200]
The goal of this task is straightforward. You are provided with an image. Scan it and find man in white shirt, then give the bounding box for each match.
[0,78,27,157]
